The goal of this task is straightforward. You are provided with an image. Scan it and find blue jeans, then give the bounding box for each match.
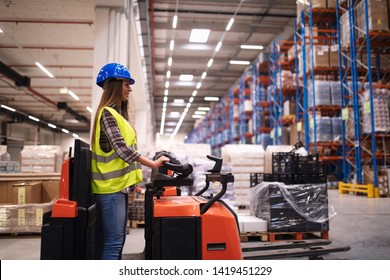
[94,192,128,260]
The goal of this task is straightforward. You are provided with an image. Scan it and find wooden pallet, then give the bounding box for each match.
[268,231,329,242]
[130,220,145,228]
[240,231,268,242]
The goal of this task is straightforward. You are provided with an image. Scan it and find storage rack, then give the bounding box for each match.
[252,58,271,146]
[336,0,390,192]
[295,1,345,181]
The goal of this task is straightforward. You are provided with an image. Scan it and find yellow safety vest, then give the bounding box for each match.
[91,106,142,194]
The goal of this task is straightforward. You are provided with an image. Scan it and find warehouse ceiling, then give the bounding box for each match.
[0,0,296,139]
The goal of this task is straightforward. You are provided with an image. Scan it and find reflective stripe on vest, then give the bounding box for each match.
[91,106,142,194]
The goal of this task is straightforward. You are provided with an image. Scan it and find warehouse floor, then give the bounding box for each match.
[1,189,390,260]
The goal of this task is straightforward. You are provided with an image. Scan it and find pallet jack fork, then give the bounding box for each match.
[40,139,96,260]
[144,155,351,260]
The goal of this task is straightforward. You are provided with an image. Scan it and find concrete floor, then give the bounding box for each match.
[1,189,390,260]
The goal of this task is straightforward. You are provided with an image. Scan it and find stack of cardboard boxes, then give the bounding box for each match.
[0,180,59,233]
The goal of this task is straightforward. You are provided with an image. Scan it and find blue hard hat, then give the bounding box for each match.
[96,63,135,88]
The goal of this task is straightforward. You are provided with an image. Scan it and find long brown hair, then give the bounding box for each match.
[91,79,130,144]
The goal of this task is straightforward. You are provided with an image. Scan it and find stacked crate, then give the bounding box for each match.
[221,144,265,208]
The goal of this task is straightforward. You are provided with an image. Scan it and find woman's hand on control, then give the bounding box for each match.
[155,156,170,168]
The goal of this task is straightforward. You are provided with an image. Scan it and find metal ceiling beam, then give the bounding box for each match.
[154,21,285,34]
[153,8,295,18]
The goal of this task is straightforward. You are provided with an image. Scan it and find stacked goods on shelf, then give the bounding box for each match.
[330,81,342,106]
[0,180,59,233]
[361,87,390,134]
[309,116,332,143]
[221,144,265,208]
[296,0,336,22]
[20,145,62,173]
[308,80,331,107]
[356,0,389,38]
[128,197,144,225]
[363,166,390,197]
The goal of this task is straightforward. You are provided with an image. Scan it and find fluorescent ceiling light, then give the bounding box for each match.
[215,41,222,52]
[173,99,185,104]
[172,15,178,29]
[229,60,250,65]
[192,90,198,96]
[192,115,202,119]
[86,106,93,113]
[179,74,193,81]
[48,123,56,129]
[189,97,194,103]
[201,72,207,79]
[169,40,175,51]
[163,96,168,102]
[165,121,177,126]
[183,44,212,51]
[189,29,210,43]
[35,62,54,78]
[28,116,39,122]
[204,96,219,101]
[164,89,169,96]
[1,105,15,112]
[170,112,180,117]
[165,81,170,88]
[73,133,79,138]
[226,18,234,31]
[196,82,201,89]
[60,87,68,94]
[166,70,171,78]
[195,111,206,115]
[241,44,264,50]
[0,28,3,33]
[168,57,172,66]
[62,128,69,134]
[68,90,79,101]
[198,107,210,111]
[207,58,214,67]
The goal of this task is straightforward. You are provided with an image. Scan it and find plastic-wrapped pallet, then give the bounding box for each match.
[249,181,335,232]
[309,116,332,143]
[308,80,331,107]
[330,81,342,106]
[221,144,265,208]
[331,117,342,142]
[361,88,390,133]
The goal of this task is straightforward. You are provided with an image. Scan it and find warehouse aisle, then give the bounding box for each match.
[0,189,389,260]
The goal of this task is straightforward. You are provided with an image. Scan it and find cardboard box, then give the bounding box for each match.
[12,181,42,204]
[0,181,23,204]
[41,180,60,203]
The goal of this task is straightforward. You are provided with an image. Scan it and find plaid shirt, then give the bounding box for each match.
[100,106,141,164]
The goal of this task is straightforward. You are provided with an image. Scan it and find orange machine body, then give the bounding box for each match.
[153,195,243,260]
[51,158,78,218]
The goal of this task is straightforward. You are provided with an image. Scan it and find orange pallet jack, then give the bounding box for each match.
[40,139,96,260]
[144,155,351,260]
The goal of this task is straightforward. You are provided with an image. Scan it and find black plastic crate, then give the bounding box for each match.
[250,173,265,187]
[272,152,298,175]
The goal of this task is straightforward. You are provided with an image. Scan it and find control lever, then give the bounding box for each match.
[207,155,222,173]
[162,161,193,177]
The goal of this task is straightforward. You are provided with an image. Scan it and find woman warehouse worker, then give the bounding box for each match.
[91,62,169,260]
